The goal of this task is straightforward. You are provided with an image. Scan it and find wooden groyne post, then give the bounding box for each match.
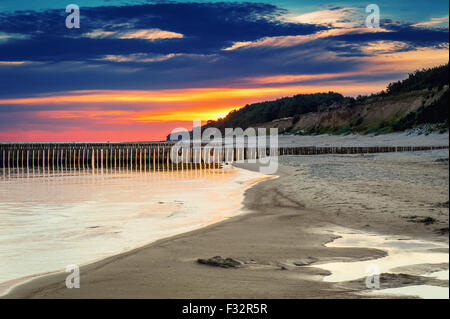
[0,143,448,170]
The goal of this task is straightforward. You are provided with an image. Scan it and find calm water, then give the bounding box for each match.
[0,166,266,292]
[318,229,449,299]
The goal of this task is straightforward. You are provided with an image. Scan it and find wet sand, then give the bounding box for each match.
[4,150,449,298]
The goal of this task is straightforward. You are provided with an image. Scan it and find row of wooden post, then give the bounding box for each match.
[0,144,448,170]
[0,146,273,170]
[278,145,448,155]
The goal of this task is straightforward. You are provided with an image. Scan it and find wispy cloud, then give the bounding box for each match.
[98,53,179,63]
[222,27,393,51]
[282,7,362,28]
[0,32,29,43]
[0,61,29,65]
[412,15,449,27]
[83,28,184,40]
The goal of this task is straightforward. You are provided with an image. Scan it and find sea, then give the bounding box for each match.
[0,166,266,294]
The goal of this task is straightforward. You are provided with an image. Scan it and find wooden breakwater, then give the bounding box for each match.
[0,143,448,170]
[277,145,449,155]
[0,142,244,171]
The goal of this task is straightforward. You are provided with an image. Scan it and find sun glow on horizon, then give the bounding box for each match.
[0,47,447,142]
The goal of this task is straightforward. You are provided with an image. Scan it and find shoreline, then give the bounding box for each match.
[3,150,449,298]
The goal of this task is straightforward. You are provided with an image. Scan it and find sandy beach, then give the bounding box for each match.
[273,132,450,148]
[1,0,449,305]
[3,148,449,299]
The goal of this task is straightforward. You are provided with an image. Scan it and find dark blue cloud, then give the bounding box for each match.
[326,24,449,47]
[0,2,326,62]
[0,2,448,98]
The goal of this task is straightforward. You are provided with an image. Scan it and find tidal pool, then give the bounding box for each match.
[317,229,449,299]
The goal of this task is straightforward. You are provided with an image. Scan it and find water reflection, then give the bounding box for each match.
[0,166,266,294]
[316,229,449,299]
[0,163,229,181]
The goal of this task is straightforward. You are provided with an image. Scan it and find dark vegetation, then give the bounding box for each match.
[386,64,449,94]
[205,92,349,131]
[391,90,449,131]
[201,64,449,136]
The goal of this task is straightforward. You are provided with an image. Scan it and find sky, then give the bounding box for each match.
[0,1,448,142]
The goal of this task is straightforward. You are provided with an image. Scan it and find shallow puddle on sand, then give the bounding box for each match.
[425,270,449,280]
[317,230,449,299]
[369,285,449,299]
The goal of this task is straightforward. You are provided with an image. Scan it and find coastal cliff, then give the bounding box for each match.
[198,64,449,136]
